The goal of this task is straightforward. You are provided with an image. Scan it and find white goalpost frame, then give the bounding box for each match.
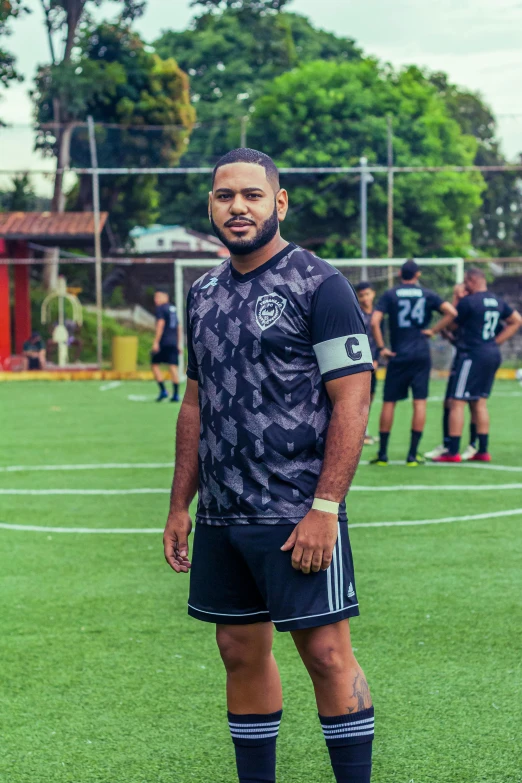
[174,257,464,380]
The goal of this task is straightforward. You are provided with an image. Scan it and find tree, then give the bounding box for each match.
[33,20,195,243]
[154,1,361,231]
[246,60,485,258]
[430,72,522,256]
[0,173,37,210]
[0,0,29,119]
[33,0,145,212]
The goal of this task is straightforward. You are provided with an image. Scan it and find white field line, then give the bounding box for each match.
[1,507,522,534]
[0,463,173,473]
[428,391,522,402]
[99,381,122,391]
[2,484,522,496]
[1,461,521,474]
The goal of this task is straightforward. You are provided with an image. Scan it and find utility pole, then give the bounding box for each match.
[87,116,103,367]
[360,156,373,280]
[387,116,394,287]
[240,115,248,148]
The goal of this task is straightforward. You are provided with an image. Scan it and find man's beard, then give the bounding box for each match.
[210,203,279,255]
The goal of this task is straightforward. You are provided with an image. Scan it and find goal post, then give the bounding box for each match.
[174,256,464,380]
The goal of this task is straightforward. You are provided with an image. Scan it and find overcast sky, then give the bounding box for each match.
[2,0,522,190]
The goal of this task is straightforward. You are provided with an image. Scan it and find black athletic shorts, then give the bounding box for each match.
[188,521,359,632]
[151,346,178,365]
[446,349,500,401]
[383,354,431,402]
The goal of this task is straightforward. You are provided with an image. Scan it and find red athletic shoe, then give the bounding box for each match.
[469,452,491,462]
[432,453,462,463]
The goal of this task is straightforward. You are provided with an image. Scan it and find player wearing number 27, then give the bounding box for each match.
[433,266,522,462]
[371,260,457,465]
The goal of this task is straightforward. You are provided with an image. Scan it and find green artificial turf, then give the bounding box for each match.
[0,380,521,783]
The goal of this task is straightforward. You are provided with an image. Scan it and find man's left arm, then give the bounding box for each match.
[281,273,372,575]
[423,300,457,338]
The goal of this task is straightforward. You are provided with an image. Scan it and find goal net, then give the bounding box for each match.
[175,257,464,377]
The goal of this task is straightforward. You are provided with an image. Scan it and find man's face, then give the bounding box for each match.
[357,287,375,310]
[154,292,168,307]
[464,275,479,294]
[209,162,288,255]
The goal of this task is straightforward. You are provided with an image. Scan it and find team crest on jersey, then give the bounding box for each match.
[255,293,287,331]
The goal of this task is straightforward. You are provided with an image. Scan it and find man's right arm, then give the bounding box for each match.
[163,378,200,573]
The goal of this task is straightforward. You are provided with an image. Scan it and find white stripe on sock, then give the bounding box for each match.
[324,729,375,740]
[230,731,279,740]
[228,721,281,729]
[322,718,374,731]
[322,723,374,735]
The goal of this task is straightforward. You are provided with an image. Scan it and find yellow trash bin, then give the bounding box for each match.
[112,336,138,372]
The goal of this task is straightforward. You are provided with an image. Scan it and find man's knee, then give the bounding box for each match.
[301,638,347,681]
[216,626,269,673]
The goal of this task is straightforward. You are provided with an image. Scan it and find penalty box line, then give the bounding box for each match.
[1,508,522,534]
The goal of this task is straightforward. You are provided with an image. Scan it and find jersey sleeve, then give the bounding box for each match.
[375,290,391,313]
[186,291,198,381]
[155,304,167,322]
[500,299,514,320]
[310,274,374,382]
[455,296,470,325]
[428,289,443,312]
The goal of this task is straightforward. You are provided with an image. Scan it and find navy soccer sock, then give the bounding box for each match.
[478,433,489,454]
[378,432,389,460]
[157,380,166,393]
[228,710,282,783]
[469,422,477,448]
[407,430,423,461]
[448,435,460,456]
[172,383,179,398]
[443,406,450,448]
[320,706,374,783]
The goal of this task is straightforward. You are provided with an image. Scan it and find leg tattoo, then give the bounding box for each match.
[347,671,372,713]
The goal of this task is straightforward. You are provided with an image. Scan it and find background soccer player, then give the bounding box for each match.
[355,281,379,445]
[151,287,182,402]
[164,148,375,783]
[425,283,479,461]
[433,267,522,462]
[370,260,457,465]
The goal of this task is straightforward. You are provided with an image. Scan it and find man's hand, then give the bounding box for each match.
[380,347,396,359]
[422,328,433,338]
[281,510,338,574]
[152,341,160,353]
[163,511,192,573]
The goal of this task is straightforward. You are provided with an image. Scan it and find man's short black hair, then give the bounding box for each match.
[212,148,280,192]
[401,259,419,280]
[154,286,170,295]
[355,281,374,292]
[465,266,486,280]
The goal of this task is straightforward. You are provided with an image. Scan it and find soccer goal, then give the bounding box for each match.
[174,256,464,379]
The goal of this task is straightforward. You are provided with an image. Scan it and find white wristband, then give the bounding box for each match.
[312,498,339,515]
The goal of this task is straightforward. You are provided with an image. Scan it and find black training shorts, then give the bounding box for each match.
[446,349,500,401]
[150,346,178,365]
[383,354,431,402]
[188,521,359,632]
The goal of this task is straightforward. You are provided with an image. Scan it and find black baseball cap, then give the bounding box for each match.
[355,281,374,292]
[401,259,419,280]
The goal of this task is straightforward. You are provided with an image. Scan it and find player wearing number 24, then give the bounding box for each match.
[370,260,457,466]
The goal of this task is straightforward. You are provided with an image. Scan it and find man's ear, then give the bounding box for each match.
[276,188,289,222]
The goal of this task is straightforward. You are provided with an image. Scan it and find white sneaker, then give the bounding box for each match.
[424,444,448,460]
[461,444,478,461]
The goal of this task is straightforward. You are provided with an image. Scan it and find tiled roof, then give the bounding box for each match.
[0,212,109,239]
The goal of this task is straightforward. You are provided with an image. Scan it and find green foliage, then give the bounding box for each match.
[0,0,29,103]
[429,73,522,257]
[245,60,485,257]
[154,2,361,232]
[80,307,154,366]
[33,21,195,241]
[0,173,36,210]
